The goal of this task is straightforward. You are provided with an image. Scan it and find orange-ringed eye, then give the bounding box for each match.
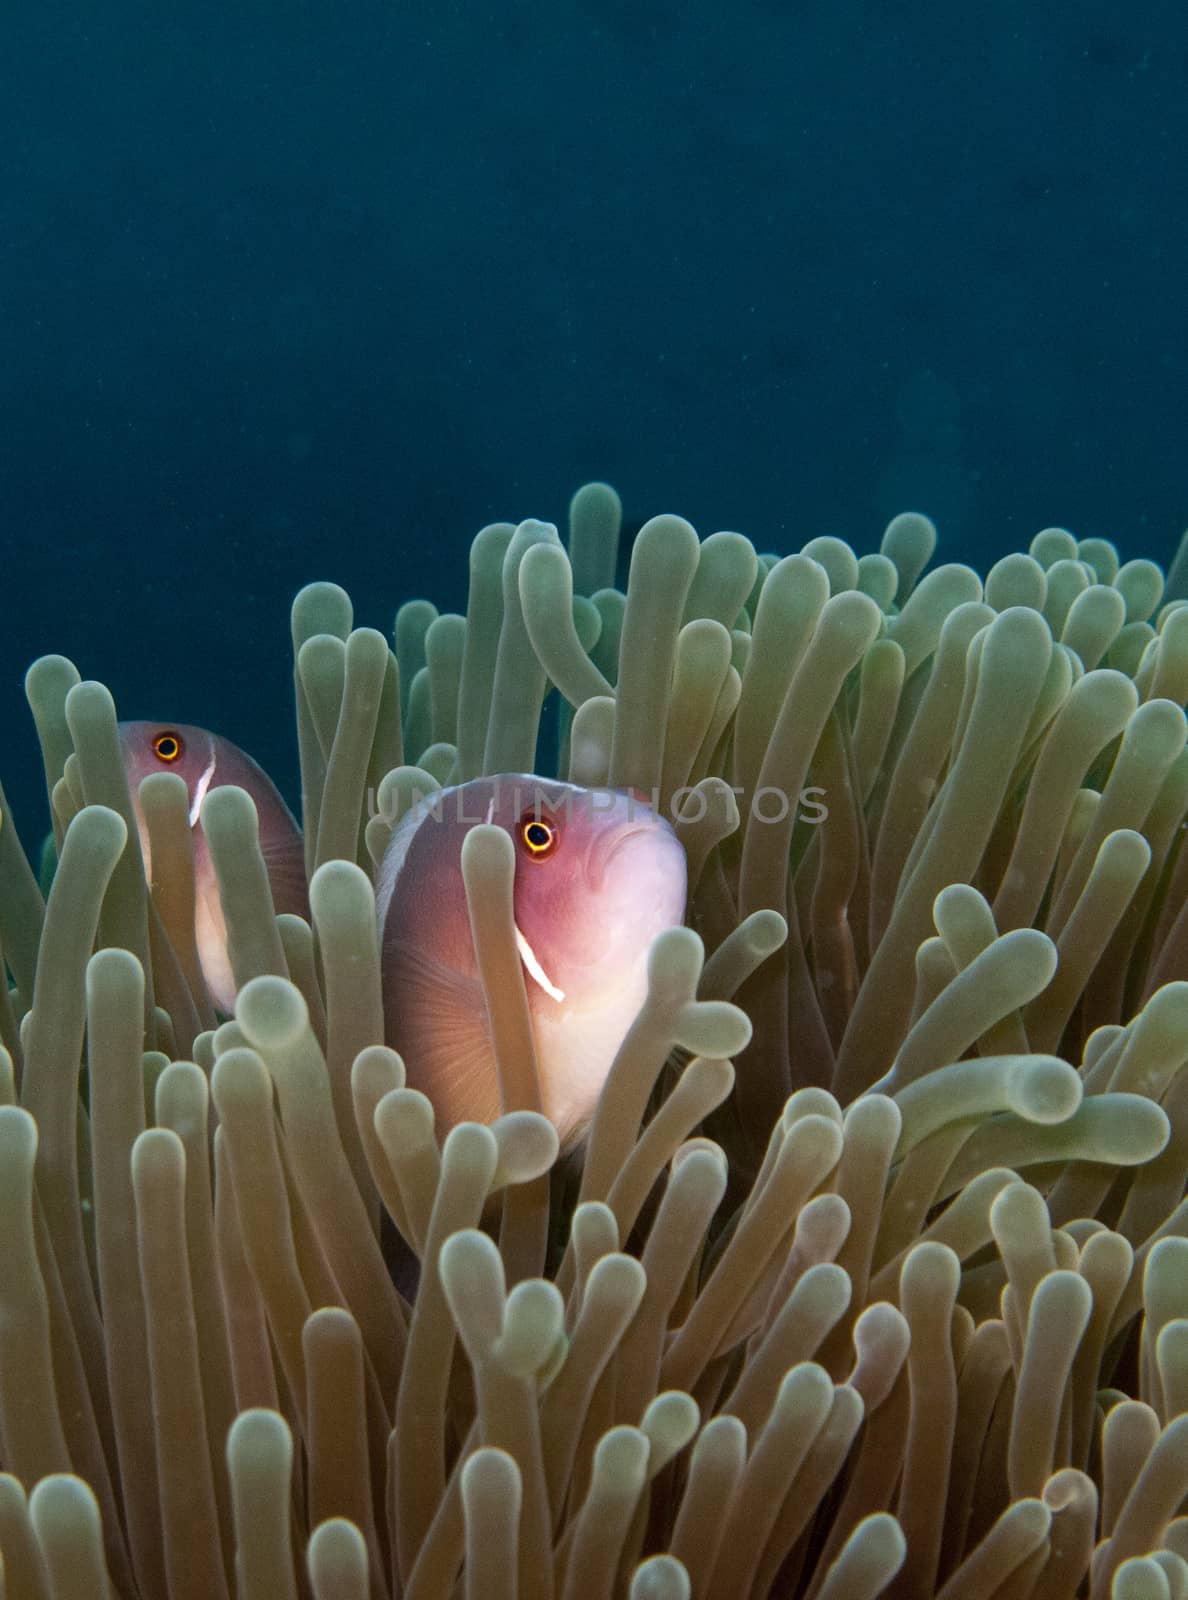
[152,730,184,763]
[519,815,557,858]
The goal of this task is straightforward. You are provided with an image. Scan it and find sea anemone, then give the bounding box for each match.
[3,484,1188,1598]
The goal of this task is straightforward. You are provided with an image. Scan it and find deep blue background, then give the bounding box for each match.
[2,0,1186,836]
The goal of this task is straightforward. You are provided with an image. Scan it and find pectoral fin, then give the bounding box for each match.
[382,939,501,1130]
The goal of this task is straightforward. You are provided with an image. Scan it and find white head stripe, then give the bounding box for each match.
[189,755,218,826]
[515,923,566,1002]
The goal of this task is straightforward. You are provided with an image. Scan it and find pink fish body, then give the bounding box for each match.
[376,775,687,1148]
[119,721,307,1011]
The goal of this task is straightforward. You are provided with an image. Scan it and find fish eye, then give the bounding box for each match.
[152,730,184,763]
[518,813,558,859]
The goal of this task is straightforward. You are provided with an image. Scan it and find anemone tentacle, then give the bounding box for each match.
[3,486,1188,1598]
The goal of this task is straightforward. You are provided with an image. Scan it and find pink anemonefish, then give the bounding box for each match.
[376,775,687,1150]
[119,720,307,1013]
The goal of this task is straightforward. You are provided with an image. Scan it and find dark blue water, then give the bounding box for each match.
[2,0,1186,836]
